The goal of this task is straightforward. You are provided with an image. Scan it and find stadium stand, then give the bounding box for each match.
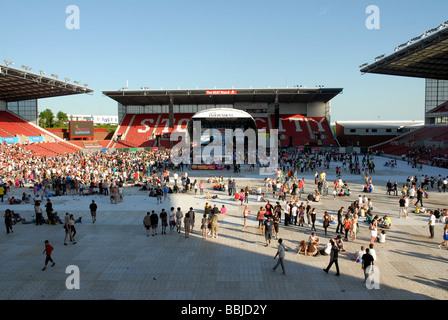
[0,111,46,137]
[112,112,338,149]
[370,125,448,160]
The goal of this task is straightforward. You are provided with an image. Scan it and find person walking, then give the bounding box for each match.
[428,211,436,239]
[143,212,151,237]
[323,239,340,276]
[64,213,76,245]
[199,181,204,195]
[210,213,219,238]
[34,201,43,225]
[243,205,250,228]
[257,207,265,230]
[399,196,407,218]
[42,240,56,271]
[263,216,275,247]
[4,209,13,234]
[169,207,176,233]
[336,207,344,234]
[201,213,208,240]
[159,208,168,234]
[150,210,159,236]
[415,186,424,207]
[273,211,281,239]
[184,212,191,238]
[156,186,163,204]
[69,214,77,241]
[369,216,378,245]
[175,207,183,233]
[186,207,195,232]
[361,248,375,283]
[323,211,331,236]
[272,238,286,275]
[343,214,352,241]
[310,208,317,232]
[89,200,98,223]
[45,199,54,225]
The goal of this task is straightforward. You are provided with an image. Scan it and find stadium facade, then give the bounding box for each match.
[102,87,343,150]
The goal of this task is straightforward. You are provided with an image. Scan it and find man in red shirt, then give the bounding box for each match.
[42,240,56,271]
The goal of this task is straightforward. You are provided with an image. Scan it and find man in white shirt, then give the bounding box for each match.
[428,212,436,239]
[173,172,178,185]
[290,203,298,225]
[320,241,333,256]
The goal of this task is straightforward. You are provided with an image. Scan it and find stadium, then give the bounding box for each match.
[1,16,448,303]
[4,18,448,164]
[102,87,342,153]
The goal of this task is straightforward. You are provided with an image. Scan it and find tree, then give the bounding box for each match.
[56,111,69,128]
[39,109,55,128]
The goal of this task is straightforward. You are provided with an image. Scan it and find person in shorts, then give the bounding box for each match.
[143,212,151,237]
[263,216,275,247]
[42,240,55,271]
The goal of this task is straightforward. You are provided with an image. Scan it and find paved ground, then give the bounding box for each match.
[0,156,447,301]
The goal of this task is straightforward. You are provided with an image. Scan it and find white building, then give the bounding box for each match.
[67,114,119,125]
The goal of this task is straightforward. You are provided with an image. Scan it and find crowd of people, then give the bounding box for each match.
[2,141,448,283]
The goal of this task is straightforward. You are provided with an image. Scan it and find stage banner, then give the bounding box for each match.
[191,164,225,170]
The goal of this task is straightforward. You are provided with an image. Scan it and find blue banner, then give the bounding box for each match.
[28,136,44,142]
[0,137,19,144]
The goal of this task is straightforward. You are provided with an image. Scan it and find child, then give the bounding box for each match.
[42,240,55,271]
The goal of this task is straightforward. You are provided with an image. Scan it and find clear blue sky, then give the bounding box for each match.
[1,0,447,122]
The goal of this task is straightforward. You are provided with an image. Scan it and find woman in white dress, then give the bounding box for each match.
[369,216,378,245]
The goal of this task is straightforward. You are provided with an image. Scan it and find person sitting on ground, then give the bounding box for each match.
[297,240,307,255]
[257,193,267,202]
[8,196,21,204]
[319,240,332,256]
[313,190,321,202]
[378,215,391,229]
[353,246,366,263]
[308,232,320,246]
[22,192,32,203]
[305,241,319,256]
[335,235,346,252]
[377,230,386,243]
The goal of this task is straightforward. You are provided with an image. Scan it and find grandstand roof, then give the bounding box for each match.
[102,88,343,106]
[0,64,93,102]
[335,120,424,130]
[360,24,448,80]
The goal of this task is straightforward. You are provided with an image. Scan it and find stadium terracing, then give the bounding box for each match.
[0,61,92,157]
[361,20,448,166]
